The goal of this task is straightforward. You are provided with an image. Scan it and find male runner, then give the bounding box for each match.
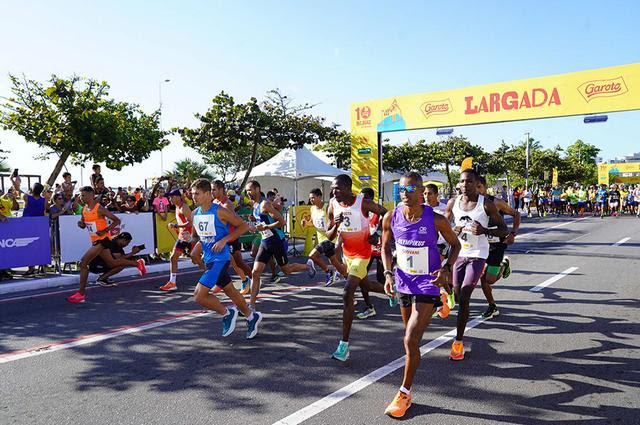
[596,184,609,218]
[305,188,347,286]
[477,176,520,319]
[325,174,390,361]
[444,169,507,360]
[381,172,461,418]
[160,189,205,292]
[609,184,621,217]
[245,180,312,310]
[67,186,147,303]
[90,232,144,286]
[190,178,262,339]
[212,180,252,294]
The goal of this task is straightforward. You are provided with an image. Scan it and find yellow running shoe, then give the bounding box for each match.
[449,340,464,361]
[384,390,412,418]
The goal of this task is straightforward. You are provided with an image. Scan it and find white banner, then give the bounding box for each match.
[59,213,156,263]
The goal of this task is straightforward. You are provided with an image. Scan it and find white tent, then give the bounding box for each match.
[246,146,347,206]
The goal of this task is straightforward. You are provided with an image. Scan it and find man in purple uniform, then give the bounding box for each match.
[381,172,461,418]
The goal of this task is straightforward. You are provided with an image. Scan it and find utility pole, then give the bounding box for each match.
[525,132,530,190]
[159,79,171,174]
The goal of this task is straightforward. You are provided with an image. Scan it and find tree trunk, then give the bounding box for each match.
[46,150,71,187]
[240,140,260,189]
[445,162,454,198]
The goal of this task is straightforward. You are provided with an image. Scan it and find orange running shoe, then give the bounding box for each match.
[384,390,412,418]
[136,259,147,276]
[159,282,177,292]
[438,292,450,319]
[66,291,86,303]
[449,340,464,361]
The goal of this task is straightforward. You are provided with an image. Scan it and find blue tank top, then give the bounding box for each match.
[253,199,285,241]
[392,204,441,297]
[23,195,46,217]
[193,203,230,264]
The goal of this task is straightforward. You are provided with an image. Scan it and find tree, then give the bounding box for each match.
[559,139,600,185]
[430,136,486,195]
[176,89,338,189]
[165,158,213,187]
[314,130,352,169]
[382,139,438,174]
[0,74,169,186]
[0,141,8,172]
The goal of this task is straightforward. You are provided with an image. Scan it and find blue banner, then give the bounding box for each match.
[0,217,52,268]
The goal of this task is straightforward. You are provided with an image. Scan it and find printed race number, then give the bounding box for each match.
[193,215,217,238]
[396,246,430,275]
[339,213,362,233]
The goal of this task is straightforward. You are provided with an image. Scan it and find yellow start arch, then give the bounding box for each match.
[350,63,640,198]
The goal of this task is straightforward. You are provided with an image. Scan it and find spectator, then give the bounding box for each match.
[59,172,76,197]
[94,177,109,205]
[104,191,120,212]
[0,188,19,222]
[48,193,73,222]
[152,187,170,220]
[22,182,46,217]
[91,164,102,188]
[120,194,148,213]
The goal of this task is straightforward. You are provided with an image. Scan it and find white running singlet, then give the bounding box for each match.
[452,194,490,259]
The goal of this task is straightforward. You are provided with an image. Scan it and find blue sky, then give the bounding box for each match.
[1,0,639,187]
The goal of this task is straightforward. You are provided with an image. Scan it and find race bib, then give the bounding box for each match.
[338,212,362,233]
[396,246,430,275]
[487,226,499,243]
[85,222,97,236]
[260,228,274,238]
[313,217,326,231]
[193,215,217,238]
[459,227,479,250]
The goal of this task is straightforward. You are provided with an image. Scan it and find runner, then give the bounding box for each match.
[89,232,145,286]
[212,180,252,295]
[160,189,205,292]
[444,169,507,360]
[477,176,520,319]
[305,188,347,286]
[551,186,563,216]
[190,178,262,339]
[596,184,609,218]
[381,172,461,418]
[245,180,312,310]
[66,186,147,303]
[609,184,621,217]
[325,174,390,361]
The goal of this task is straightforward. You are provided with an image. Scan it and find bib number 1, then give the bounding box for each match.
[396,246,429,275]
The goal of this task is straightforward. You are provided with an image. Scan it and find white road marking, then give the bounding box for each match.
[567,232,590,242]
[611,237,630,247]
[272,316,486,425]
[0,286,312,364]
[529,267,579,292]
[517,217,589,240]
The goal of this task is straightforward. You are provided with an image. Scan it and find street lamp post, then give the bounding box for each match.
[525,131,530,190]
[159,79,171,174]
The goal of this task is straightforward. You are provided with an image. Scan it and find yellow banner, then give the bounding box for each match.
[155,212,178,254]
[552,168,559,187]
[598,162,640,185]
[350,132,380,200]
[351,63,640,132]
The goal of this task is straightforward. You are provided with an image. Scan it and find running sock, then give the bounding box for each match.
[247,312,255,322]
[400,386,411,395]
[170,273,177,283]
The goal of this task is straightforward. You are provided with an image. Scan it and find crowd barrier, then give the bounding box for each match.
[0,216,52,269]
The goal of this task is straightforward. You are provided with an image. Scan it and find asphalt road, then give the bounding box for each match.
[1,214,639,425]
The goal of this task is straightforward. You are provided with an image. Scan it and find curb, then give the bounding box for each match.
[0,259,198,296]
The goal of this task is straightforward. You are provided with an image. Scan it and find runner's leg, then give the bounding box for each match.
[78,244,105,294]
[401,301,435,390]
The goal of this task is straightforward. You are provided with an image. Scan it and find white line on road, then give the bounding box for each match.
[272,316,486,425]
[611,237,630,247]
[517,217,589,240]
[529,267,579,292]
[567,232,591,243]
[0,286,312,364]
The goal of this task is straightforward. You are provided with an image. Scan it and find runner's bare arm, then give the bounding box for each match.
[214,207,249,252]
[259,200,285,230]
[444,198,455,223]
[435,214,460,266]
[496,198,520,242]
[98,207,121,236]
[381,210,395,296]
[480,201,508,238]
[326,202,340,242]
[363,198,387,219]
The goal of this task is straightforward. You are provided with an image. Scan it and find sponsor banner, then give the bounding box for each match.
[0,217,51,268]
[289,206,313,238]
[598,162,640,185]
[351,132,380,200]
[59,213,156,263]
[552,168,559,187]
[351,63,640,131]
[156,212,178,254]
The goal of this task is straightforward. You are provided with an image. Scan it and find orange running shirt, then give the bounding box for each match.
[82,203,111,242]
[331,194,371,259]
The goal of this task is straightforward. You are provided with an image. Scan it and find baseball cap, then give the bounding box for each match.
[167,189,182,197]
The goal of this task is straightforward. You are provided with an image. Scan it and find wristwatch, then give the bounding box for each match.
[383,270,394,278]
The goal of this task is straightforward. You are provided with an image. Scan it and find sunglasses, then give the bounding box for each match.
[398,184,418,193]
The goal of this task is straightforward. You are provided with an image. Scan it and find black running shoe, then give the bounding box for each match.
[481,305,500,319]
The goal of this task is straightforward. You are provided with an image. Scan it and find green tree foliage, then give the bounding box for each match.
[313,130,352,169]
[382,139,438,174]
[176,89,337,188]
[166,158,213,187]
[429,136,486,195]
[0,74,169,186]
[559,139,600,185]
